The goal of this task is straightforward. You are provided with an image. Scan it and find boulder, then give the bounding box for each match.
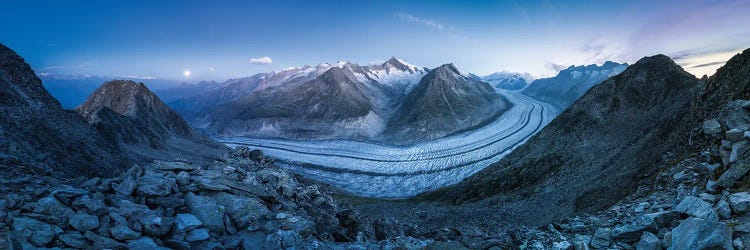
[727,129,746,142]
[673,196,719,221]
[176,171,190,186]
[59,232,91,248]
[635,232,661,250]
[186,228,210,242]
[716,157,750,189]
[136,173,177,196]
[265,230,301,249]
[127,237,170,250]
[114,176,137,196]
[611,215,659,242]
[68,213,100,232]
[211,192,269,230]
[12,217,63,247]
[185,192,225,234]
[703,119,723,136]
[51,187,89,205]
[730,141,750,163]
[668,217,732,250]
[33,196,75,222]
[590,228,611,248]
[716,199,732,220]
[176,213,203,232]
[85,231,126,249]
[109,224,140,240]
[730,192,750,214]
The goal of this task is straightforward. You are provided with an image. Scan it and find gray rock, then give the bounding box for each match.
[590,228,612,248]
[727,128,746,142]
[176,171,190,186]
[109,224,140,240]
[703,119,723,136]
[33,196,75,222]
[745,131,750,140]
[662,231,672,249]
[211,192,269,230]
[85,231,126,249]
[127,237,170,250]
[669,217,732,250]
[730,141,749,163]
[716,157,750,189]
[265,230,301,249]
[153,160,200,172]
[51,187,89,205]
[186,228,210,242]
[185,192,225,234]
[735,238,745,250]
[673,196,719,221]
[730,192,750,214]
[176,213,203,232]
[12,217,63,247]
[635,231,661,250]
[114,176,137,196]
[611,214,661,242]
[59,232,90,249]
[136,173,177,196]
[716,199,732,220]
[69,214,100,232]
[138,215,174,237]
[72,196,106,214]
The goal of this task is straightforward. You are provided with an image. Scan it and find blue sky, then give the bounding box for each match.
[1,0,748,81]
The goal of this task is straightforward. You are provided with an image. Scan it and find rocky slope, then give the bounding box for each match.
[523,61,627,109]
[0,43,132,176]
[431,55,699,211]
[384,64,511,144]
[77,80,227,161]
[0,147,472,249]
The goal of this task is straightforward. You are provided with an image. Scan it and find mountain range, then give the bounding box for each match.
[171,58,508,144]
[522,61,628,109]
[480,71,534,90]
[5,39,750,249]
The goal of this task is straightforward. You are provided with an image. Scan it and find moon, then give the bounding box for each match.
[183,70,191,77]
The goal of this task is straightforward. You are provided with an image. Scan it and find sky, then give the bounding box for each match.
[1,0,749,81]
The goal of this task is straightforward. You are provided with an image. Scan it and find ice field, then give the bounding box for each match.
[220,90,559,198]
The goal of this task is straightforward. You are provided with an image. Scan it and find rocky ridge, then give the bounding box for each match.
[76,80,227,161]
[0,43,132,176]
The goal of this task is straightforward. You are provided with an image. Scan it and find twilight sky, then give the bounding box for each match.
[1,0,749,81]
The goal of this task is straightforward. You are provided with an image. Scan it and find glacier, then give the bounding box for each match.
[219,90,559,198]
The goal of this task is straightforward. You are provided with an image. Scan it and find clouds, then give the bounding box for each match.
[396,13,444,30]
[249,57,273,64]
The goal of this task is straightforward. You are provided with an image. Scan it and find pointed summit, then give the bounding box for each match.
[384,64,511,143]
[383,57,415,73]
[78,80,226,160]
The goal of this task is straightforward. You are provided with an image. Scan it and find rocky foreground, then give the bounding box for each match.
[509,100,750,249]
[0,147,460,249]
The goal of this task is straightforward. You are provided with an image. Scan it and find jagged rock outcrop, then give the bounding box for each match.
[77,80,227,161]
[0,43,131,176]
[523,61,627,109]
[428,55,701,217]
